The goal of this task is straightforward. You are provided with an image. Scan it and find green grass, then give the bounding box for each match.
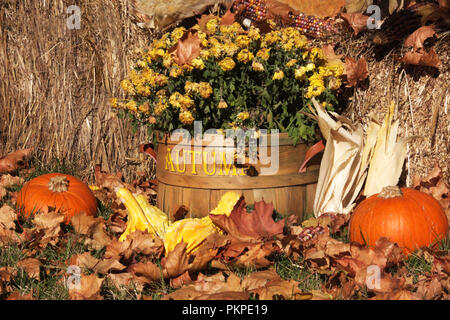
[24,157,82,181]
[275,254,324,292]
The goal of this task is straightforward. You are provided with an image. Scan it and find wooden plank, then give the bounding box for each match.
[156,169,320,189]
[189,188,211,218]
[305,183,317,217]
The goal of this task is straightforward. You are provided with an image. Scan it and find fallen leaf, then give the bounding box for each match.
[139,143,157,162]
[107,272,143,292]
[344,56,369,87]
[265,0,296,23]
[129,236,221,284]
[276,0,345,18]
[400,48,441,68]
[25,211,65,247]
[0,149,33,174]
[209,197,285,242]
[193,291,249,300]
[221,9,236,25]
[341,12,368,35]
[0,205,16,230]
[94,164,124,191]
[0,174,24,188]
[6,291,34,300]
[345,0,371,13]
[70,212,112,250]
[105,230,164,261]
[68,273,104,300]
[370,289,420,300]
[68,252,100,270]
[17,258,42,280]
[415,276,445,300]
[169,30,202,66]
[163,272,245,300]
[432,256,450,275]
[240,269,281,291]
[170,270,195,288]
[252,279,312,300]
[232,241,281,269]
[404,25,436,50]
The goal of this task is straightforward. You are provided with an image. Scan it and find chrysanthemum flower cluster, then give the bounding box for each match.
[113,18,343,143]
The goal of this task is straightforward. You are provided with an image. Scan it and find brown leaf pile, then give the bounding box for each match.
[0,164,448,300]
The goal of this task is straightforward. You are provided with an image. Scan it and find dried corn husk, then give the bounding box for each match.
[309,98,371,216]
[310,98,407,216]
[363,101,407,196]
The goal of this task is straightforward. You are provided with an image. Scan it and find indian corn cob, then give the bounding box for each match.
[232,0,336,37]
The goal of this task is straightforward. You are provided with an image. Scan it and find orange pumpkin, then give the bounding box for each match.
[349,186,449,254]
[16,173,98,224]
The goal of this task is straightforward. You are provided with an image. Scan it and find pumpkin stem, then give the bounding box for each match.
[48,176,69,193]
[378,185,403,199]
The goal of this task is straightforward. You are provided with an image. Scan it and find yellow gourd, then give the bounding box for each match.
[134,193,170,238]
[163,192,241,255]
[209,191,241,216]
[116,187,154,241]
[163,216,218,254]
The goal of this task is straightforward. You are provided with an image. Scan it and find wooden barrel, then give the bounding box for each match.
[156,132,321,220]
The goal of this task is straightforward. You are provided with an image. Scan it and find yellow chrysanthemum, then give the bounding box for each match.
[125,100,137,112]
[305,79,325,99]
[184,81,199,95]
[305,63,316,72]
[223,42,239,57]
[205,18,219,34]
[256,48,270,61]
[198,82,213,99]
[235,35,250,48]
[217,99,228,109]
[169,92,183,108]
[171,27,186,41]
[218,57,235,71]
[263,31,279,45]
[110,98,118,108]
[236,111,250,121]
[273,70,285,81]
[169,65,184,78]
[154,101,168,115]
[310,47,325,62]
[191,58,205,70]
[248,26,260,41]
[237,49,254,64]
[179,110,194,125]
[120,79,135,95]
[252,60,264,72]
[286,59,297,68]
[138,102,150,114]
[295,67,306,80]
